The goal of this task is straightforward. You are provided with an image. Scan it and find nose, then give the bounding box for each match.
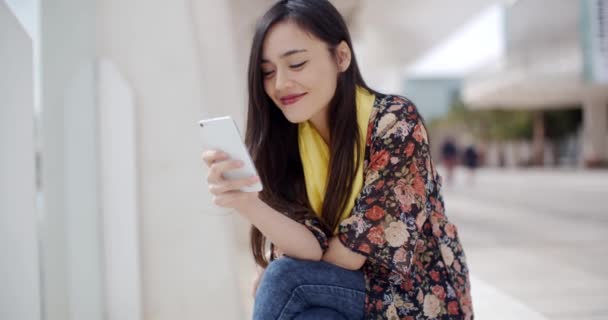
[274,68,292,92]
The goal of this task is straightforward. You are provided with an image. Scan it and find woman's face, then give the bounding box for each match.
[261,21,341,124]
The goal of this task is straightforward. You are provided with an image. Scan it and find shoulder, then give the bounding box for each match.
[373,93,420,118]
[370,93,427,142]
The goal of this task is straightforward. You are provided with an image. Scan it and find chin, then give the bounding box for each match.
[282,111,311,124]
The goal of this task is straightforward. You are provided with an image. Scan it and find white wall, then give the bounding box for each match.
[38,0,105,319]
[0,3,41,320]
[99,59,142,320]
[97,1,245,319]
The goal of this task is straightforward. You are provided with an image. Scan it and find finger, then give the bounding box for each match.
[208,175,260,195]
[208,160,244,184]
[202,150,229,167]
[211,190,246,207]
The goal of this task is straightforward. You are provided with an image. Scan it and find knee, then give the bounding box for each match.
[262,257,309,284]
[294,308,347,320]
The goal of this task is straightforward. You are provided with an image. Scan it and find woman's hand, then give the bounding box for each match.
[202,149,261,212]
[203,150,324,261]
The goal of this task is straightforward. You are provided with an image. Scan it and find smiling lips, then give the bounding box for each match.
[280,93,307,106]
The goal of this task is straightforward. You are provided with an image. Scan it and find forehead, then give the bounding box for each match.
[262,21,325,61]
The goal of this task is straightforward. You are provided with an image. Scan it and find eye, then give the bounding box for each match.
[262,70,275,78]
[290,61,308,69]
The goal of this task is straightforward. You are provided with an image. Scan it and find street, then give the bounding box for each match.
[443,167,608,320]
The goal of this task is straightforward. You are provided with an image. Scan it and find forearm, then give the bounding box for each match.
[322,236,366,270]
[238,199,323,261]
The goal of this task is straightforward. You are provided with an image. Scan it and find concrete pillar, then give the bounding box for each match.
[38,0,105,319]
[0,4,41,320]
[532,111,545,166]
[98,0,245,319]
[99,59,142,320]
[7,1,260,318]
[582,97,608,166]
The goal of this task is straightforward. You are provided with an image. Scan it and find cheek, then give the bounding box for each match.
[308,60,337,85]
[307,64,338,99]
[263,80,276,100]
[263,77,271,92]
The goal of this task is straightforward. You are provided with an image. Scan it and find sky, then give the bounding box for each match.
[4,0,38,38]
[406,4,506,78]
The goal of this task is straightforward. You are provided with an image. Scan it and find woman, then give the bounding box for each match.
[202,0,473,319]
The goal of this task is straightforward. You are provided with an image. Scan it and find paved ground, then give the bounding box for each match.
[235,167,608,319]
[442,167,608,320]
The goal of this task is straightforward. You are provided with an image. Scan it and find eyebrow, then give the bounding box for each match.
[261,49,308,63]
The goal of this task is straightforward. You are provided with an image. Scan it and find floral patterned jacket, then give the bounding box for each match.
[275,93,473,319]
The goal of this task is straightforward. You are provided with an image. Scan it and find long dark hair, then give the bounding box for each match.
[245,0,376,268]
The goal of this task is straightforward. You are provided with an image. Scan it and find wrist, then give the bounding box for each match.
[235,194,264,217]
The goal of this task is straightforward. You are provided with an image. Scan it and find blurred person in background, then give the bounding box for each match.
[462,144,479,186]
[440,137,459,186]
[202,0,473,319]
[460,134,478,186]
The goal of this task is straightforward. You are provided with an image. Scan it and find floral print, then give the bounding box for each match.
[277,94,473,319]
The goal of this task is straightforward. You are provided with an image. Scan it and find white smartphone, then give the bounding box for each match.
[199,116,263,193]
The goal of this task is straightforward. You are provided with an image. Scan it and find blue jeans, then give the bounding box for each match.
[253,257,366,320]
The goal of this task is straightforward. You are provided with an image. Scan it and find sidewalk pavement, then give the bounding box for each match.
[442,166,608,320]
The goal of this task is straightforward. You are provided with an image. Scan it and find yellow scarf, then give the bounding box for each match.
[298,87,375,234]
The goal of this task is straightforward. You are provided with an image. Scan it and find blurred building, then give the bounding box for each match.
[463,0,608,166]
[404,78,462,121]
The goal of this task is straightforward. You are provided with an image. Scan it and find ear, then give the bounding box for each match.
[334,41,352,72]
